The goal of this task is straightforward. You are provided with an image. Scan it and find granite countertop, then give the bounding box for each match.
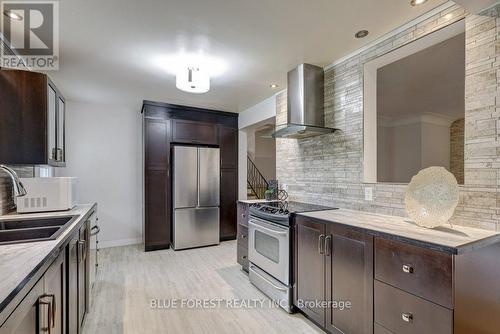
[0,204,96,321]
[297,209,500,254]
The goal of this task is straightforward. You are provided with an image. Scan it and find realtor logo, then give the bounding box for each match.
[1,0,59,70]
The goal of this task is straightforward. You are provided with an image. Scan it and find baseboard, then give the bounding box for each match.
[98,238,142,249]
[220,235,237,241]
[145,243,170,252]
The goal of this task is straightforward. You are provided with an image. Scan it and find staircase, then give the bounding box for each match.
[247,155,269,200]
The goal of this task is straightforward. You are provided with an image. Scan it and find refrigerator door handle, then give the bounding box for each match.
[197,147,200,207]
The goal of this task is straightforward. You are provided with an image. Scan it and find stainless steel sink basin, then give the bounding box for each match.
[0,216,75,245]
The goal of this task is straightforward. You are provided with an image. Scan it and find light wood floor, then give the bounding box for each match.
[83,241,323,334]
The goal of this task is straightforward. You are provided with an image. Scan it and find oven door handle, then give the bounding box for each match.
[250,222,288,236]
[250,265,288,292]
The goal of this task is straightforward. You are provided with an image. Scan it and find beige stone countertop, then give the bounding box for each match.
[0,204,96,322]
[237,199,272,204]
[297,209,500,254]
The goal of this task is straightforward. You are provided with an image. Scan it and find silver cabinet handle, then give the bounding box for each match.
[318,234,325,255]
[90,225,100,236]
[78,240,86,262]
[325,235,332,256]
[401,312,413,323]
[402,264,414,274]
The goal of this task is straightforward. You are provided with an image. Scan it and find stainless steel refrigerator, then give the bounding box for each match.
[172,146,220,250]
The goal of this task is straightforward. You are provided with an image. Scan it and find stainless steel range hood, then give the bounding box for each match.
[273,63,339,139]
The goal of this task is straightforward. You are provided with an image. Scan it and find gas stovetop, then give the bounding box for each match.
[249,201,336,225]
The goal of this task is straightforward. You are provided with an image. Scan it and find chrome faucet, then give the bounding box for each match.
[0,165,27,197]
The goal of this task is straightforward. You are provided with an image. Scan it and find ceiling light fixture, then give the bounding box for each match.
[410,0,427,6]
[3,10,23,21]
[355,30,369,39]
[270,84,279,89]
[176,67,210,94]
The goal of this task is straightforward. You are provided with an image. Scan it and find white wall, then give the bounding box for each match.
[56,101,142,248]
[237,94,277,199]
[238,94,277,129]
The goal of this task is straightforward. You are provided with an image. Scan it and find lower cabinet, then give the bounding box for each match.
[44,250,66,334]
[0,251,66,334]
[236,202,249,272]
[0,216,92,334]
[68,220,90,334]
[294,216,373,334]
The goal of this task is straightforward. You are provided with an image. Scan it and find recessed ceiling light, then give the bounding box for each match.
[355,30,369,39]
[3,10,23,21]
[410,0,427,6]
[269,84,279,89]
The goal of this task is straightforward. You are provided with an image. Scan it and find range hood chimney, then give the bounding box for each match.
[272,63,339,139]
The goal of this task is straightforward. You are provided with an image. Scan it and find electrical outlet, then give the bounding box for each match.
[282,183,288,191]
[364,187,373,201]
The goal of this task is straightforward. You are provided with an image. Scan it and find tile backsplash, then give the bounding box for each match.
[277,4,500,231]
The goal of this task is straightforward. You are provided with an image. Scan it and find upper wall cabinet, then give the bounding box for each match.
[0,69,66,166]
[219,126,238,169]
[172,119,218,145]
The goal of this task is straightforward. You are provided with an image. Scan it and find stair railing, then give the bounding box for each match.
[247,155,269,199]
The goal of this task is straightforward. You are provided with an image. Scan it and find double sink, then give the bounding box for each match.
[0,216,76,245]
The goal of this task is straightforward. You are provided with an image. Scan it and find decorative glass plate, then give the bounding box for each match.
[405,167,459,228]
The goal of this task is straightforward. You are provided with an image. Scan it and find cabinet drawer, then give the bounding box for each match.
[237,245,249,272]
[375,280,452,334]
[237,203,249,227]
[237,224,248,249]
[375,238,453,308]
[172,119,218,145]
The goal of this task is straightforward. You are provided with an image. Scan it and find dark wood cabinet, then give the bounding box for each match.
[172,119,218,145]
[375,280,452,334]
[77,222,89,329]
[375,237,453,309]
[294,217,326,325]
[219,126,238,169]
[0,278,42,334]
[0,210,95,334]
[295,214,500,334]
[144,118,170,251]
[0,69,66,166]
[0,251,66,334]
[67,220,90,334]
[43,251,66,334]
[220,169,238,240]
[294,216,373,334]
[143,101,238,250]
[325,226,373,334]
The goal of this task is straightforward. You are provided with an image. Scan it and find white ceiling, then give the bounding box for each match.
[49,0,447,112]
[377,32,465,122]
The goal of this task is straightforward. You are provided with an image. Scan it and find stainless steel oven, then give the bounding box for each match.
[248,216,292,312]
[248,217,290,284]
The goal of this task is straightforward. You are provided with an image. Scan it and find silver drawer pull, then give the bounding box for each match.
[401,312,413,323]
[402,264,414,274]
